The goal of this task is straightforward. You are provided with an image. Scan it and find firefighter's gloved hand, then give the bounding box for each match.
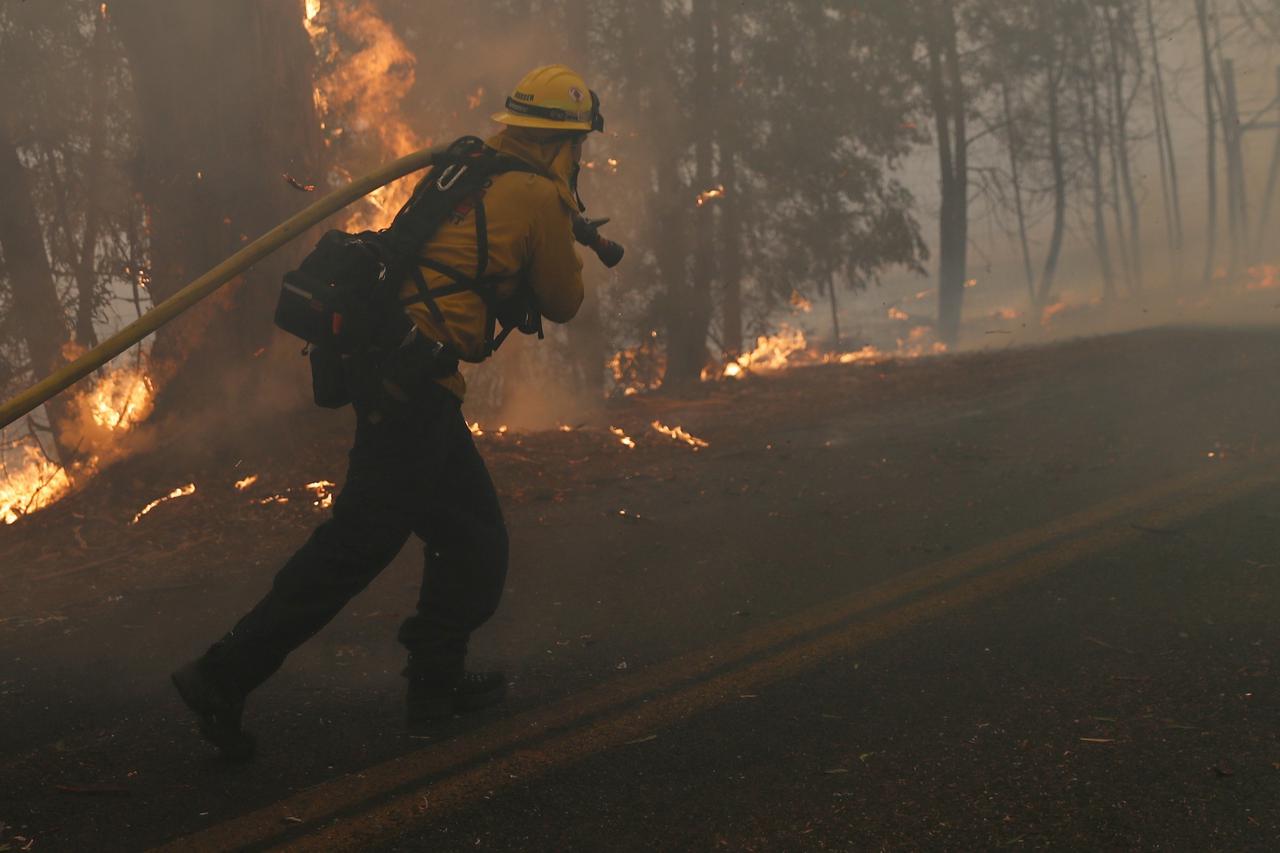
[572,216,610,247]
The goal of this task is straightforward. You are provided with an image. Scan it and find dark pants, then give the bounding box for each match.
[201,373,508,696]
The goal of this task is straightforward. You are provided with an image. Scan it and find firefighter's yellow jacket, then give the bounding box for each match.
[400,127,585,400]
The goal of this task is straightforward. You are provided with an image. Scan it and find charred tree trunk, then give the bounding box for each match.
[0,120,80,469]
[827,266,842,349]
[632,0,691,389]
[562,0,606,401]
[664,0,716,389]
[1106,5,1142,294]
[1000,77,1036,307]
[1100,45,1133,297]
[111,0,326,414]
[926,2,967,347]
[715,0,742,359]
[1254,66,1280,259]
[1195,0,1220,287]
[1145,0,1184,266]
[1078,79,1117,300]
[1039,59,1067,306]
[72,6,111,349]
[1220,57,1248,278]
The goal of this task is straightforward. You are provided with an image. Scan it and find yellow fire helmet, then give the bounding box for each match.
[491,64,604,133]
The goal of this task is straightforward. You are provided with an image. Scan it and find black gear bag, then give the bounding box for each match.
[274,136,544,405]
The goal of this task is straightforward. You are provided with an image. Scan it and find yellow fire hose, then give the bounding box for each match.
[0,144,446,430]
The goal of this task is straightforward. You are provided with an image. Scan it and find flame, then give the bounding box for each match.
[696,185,727,207]
[789,291,813,313]
[468,421,484,436]
[0,445,73,525]
[258,494,291,506]
[75,366,154,434]
[1040,300,1068,327]
[305,479,336,509]
[991,307,1021,321]
[305,0,426,231]
[826,345,885,365]
[466,86,485,111]
[2,353,157,525]
[651,421,709,449]
[608,331,665,397]
[130,483,196,525]
[609,427,636,449]
[964,278,978,289]
[234,474,259,491]
[733,327,809,373]
[887,307,909,321]
[704,322,947,382]
[1244,264,1279,291]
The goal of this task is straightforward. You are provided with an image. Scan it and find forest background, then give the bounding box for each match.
[1,0,1278,523]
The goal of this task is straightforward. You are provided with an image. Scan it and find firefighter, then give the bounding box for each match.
[172,65,602,760]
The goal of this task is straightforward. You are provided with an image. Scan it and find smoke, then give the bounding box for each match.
[867,13,1280,352]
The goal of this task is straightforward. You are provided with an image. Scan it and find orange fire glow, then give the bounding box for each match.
[131,483,196,525]
[73,365,154,434]
[608,331,665,397]
[702,323,947,383]
[0,445,72,525]
[609,427,636,449]
[1040,301,1068,327]
[651,421,709,450]
[305,0,427,232]
[2,355,157,526]
[305,480,336,509]
[696,185,727,207]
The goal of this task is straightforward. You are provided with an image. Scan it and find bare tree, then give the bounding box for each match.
[1195,0,1222,286]
[716,0,743,358]
[1078,47,1118,300]
[925,0,969,346]
[562,0,608,399]
[1144,0,1184,266]
[0,120,79,469]
[1103,1,1144,294]
[111,0,326,413]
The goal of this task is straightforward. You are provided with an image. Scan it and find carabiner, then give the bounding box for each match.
[436,164,469,191]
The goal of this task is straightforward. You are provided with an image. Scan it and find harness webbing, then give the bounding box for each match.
[396,150,544,356]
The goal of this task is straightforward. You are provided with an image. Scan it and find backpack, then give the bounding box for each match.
[274,135,546,361]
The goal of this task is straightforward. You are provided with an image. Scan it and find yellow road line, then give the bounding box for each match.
[278,462,1275,851]
[154,456,1273,852]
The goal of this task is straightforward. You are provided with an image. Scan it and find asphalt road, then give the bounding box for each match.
[2,327,1279,851]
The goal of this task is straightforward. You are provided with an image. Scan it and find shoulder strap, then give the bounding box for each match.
[388,138,550,356]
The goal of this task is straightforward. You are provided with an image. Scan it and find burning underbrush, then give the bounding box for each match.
[608,323,948,397]
[997,262,1280,339]
[0,381,739,602]
[1,356,156,526]
[1,0,416,529]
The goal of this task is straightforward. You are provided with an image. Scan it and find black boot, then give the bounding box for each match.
[406,670,507,726]
[171,660,256,762]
